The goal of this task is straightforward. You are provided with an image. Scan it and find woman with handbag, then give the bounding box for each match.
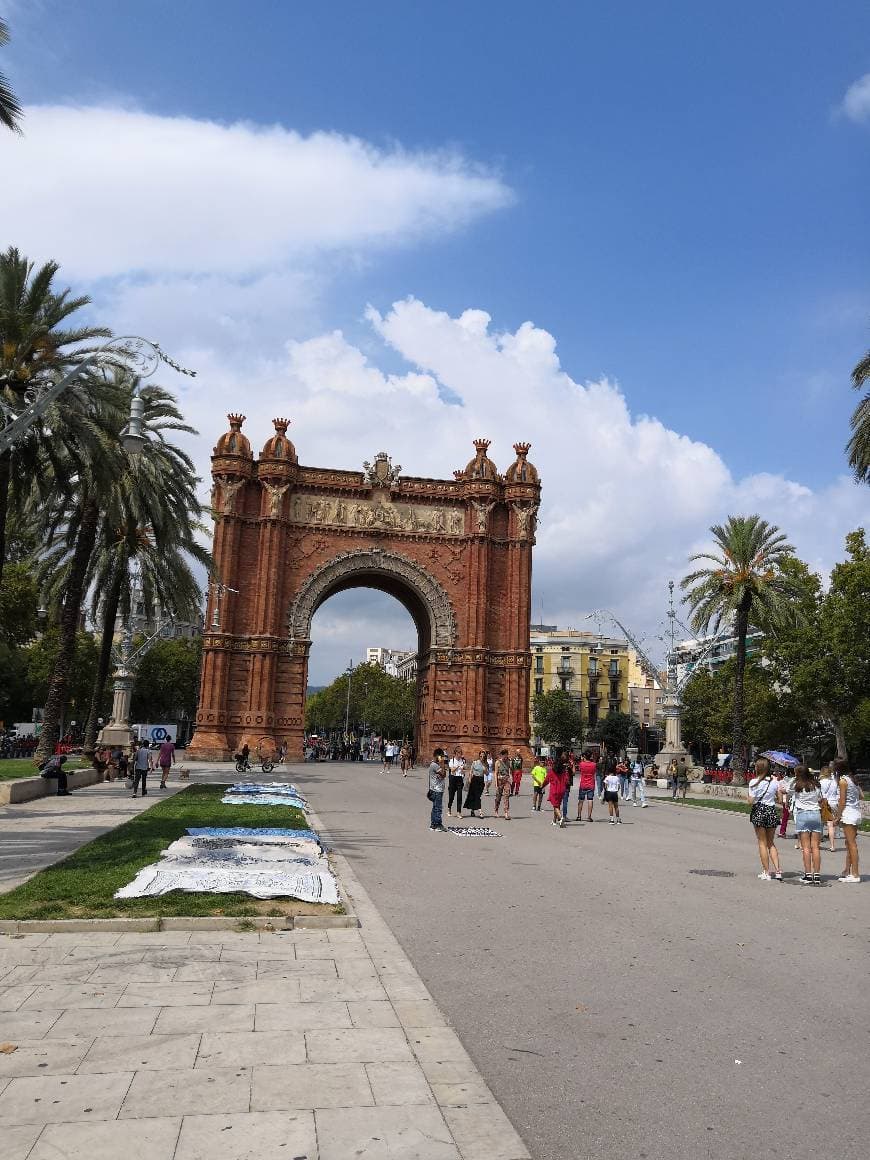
[819,764,840,852]
[791,765,823,884]
[747,757,782,881]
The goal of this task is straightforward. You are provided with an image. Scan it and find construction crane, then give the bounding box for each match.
[585,610,663,688]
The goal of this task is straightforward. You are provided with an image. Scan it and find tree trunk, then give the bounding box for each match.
[0,448,11,588]
[35,498,100,763]
[832,718,848,761]
[82,560,125,754]
[730,594,752,786]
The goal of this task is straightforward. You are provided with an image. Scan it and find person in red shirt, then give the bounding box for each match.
[543,755,571,829]
[575,750,598,822]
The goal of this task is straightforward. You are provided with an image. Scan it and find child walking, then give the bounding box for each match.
[603,768,622,824]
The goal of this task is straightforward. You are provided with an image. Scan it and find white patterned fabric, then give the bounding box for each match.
[114,827,339,902]
[447,826,503,838]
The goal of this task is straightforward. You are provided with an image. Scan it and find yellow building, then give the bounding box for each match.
[529,624,634,739]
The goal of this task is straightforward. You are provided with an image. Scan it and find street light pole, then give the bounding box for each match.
[344,660,354,738]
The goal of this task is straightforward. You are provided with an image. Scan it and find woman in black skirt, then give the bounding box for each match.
[463,750,487,818]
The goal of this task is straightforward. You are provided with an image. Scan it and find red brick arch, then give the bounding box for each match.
[189,419,541,762]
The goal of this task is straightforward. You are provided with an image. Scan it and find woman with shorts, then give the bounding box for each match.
[791,764,823,884]
[833,758,862,883]
[602,768,622,824]
[575,750,597,822]
[747,757,782,881]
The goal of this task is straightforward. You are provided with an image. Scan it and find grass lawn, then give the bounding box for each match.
[0,784,339,920]
[664,795,870,832]
[0,758,89,781]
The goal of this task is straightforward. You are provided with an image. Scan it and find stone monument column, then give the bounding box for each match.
[237,419,297,755]
[189,414,253,760]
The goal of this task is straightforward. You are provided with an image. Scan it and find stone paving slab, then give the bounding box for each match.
[174,1110,315,1160]
[30,1115,182,1159]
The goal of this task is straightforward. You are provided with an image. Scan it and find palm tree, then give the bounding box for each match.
[0,247,110,584]
[80,379,211,752]
[30,391,125,762]
[680,515,802,782]
[0,19,23,134]
[849,346,870,483]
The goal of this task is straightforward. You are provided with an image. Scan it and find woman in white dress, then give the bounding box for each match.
[833,758,863,883]
[747,757,782,881]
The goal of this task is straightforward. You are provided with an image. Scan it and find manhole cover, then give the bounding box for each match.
[689,869,735,877]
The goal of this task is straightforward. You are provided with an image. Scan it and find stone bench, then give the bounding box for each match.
[0,767,103,805]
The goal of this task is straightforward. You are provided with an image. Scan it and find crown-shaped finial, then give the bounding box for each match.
[513,442,531,458]
[272,417,290,434]
[227,413,246,429]
[473,438,491,453]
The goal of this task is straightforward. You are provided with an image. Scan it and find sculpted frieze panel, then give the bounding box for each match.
[291,494,465,536]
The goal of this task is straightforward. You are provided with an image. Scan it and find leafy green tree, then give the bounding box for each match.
[131,637,203,724]
[532,688,584,751]
[591,709,634,755]
[0,19,22,134]
[681,515,803,781]
[849,345,870,483]
[681,660,785,758]
[0,560,38,647]
[305,662,415,739]
[24,629,99,731]
[0,642,30,725]
[767,532,870,760]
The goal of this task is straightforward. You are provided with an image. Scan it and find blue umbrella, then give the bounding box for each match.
[761,750,800,766]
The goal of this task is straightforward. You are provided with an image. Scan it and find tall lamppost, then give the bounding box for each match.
[344,660,355,739]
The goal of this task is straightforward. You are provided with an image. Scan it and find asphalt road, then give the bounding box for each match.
[270,763,865,1159]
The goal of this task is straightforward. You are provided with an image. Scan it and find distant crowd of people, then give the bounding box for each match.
[426,747,654,830]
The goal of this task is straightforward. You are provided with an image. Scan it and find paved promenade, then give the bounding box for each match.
[0,769,529,1160]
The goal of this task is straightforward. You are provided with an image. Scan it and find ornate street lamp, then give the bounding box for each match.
[0,335,195,456]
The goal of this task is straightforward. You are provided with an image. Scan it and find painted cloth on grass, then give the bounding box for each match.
[115,827,338,903]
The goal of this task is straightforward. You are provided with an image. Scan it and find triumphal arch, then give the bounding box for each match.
[189,415,541,762]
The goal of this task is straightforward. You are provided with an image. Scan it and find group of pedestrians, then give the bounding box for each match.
[380,741,415,775]
[428,746,653,831]
[748,757,862,884]
[438,747,525,822]
[97,738,176,797]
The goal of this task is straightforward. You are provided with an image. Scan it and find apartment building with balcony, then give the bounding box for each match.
[529,624,634,734]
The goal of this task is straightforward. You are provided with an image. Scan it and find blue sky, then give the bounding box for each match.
[4,1,869,679]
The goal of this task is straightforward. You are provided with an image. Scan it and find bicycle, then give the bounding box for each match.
[234,755,274,774]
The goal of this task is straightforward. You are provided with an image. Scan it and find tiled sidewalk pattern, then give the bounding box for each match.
[0,926,529,1159]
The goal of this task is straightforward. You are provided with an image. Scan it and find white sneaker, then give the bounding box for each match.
[757,872,771,880]
[641,803,648,808]
[840,875,861,883]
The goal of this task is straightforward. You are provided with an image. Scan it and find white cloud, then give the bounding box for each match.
[839,73,870,123]
[168,299,867,681]
[3,105,512,278]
